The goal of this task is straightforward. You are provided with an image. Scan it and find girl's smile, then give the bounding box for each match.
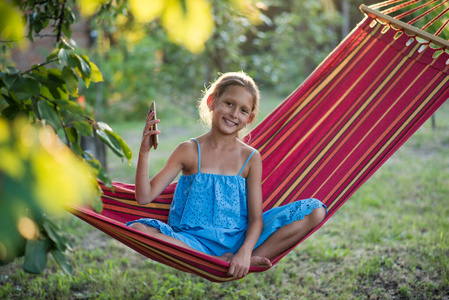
[223,117,238,127]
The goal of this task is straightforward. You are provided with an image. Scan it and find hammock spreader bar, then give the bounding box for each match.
[67,11,449,282]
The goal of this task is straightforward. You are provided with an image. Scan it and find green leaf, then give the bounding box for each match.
[3,74,40,101]
[69,53,92,81]
[46,68,66,87]
[61,66,79,96]
[66,126,78,143]
[23,75,42,92]
[70,139,83,155]
[61,23,72,39]
[38,85,54,102]
[43,219,70,252]
[53,99,84,114]
[37,100,62,131]
[13,76,41,101]
[50,249,73,275]
[79,55,92,78]
[83,151,111,192]
[59,107,85,124]
[1,104,21,119]
[6,67,19,74]
[88,61,103,83]
[3,73,19,90]
[23,239,48,274]
[71,120,93,136]
[46,49,59,62]
[105,129,132,162]
[67,53,80,69]
[96,128,123,157]
[57,48,70,65]
[1,92,18,106]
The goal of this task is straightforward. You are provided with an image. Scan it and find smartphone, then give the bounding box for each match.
[148,101,159,150]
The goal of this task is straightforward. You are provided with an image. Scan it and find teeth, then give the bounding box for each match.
[224,118,237,126]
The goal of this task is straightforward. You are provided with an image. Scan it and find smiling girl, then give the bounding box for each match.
[127,72,327,278]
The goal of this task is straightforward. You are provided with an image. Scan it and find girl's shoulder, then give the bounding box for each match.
[167,139,199,175]
[236,141,261,178]
[172,139,199,158]
[236,139,260,157]
[236,140,261,171]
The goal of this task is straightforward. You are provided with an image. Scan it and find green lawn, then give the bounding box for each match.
[1,93,448,299]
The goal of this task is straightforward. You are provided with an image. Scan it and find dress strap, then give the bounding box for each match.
[238,149,257,176]
[192,138,201,173]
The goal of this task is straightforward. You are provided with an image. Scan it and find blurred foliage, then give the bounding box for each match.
[243,0,343,94]
[0,117,98,274]
[80,0,215,53]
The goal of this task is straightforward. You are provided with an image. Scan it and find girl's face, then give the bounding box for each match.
[209,85,255,135]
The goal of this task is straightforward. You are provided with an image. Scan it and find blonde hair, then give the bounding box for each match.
[198,71,260,131]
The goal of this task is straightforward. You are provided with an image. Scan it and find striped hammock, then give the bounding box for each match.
[66,2,449,282]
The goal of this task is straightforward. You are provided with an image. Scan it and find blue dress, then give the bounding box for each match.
[127,139,327,256]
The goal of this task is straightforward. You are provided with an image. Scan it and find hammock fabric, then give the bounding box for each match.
[66,7,449,282]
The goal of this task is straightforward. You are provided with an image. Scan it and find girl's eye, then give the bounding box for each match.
[241,109,248,114]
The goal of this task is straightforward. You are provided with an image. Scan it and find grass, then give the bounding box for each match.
[1,92,448,299]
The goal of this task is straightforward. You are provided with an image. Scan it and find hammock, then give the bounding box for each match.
[66,1,449,282]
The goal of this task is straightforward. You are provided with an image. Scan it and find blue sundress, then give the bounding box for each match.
[127,139,327,256]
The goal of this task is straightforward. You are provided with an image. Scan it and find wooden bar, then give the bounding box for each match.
[360,4,449,49]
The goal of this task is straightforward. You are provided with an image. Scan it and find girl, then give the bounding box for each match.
[128,72,327,278]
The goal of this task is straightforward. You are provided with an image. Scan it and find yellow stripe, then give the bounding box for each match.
[103,195,171,210]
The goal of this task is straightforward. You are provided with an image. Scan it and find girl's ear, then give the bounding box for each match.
[247,113,255,125]
[207,94,214,111]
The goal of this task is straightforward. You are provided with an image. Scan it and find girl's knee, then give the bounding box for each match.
[310,206,326,226]
[129,222,144,230]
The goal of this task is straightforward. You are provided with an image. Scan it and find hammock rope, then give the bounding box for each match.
[406,0,446,27]
[368,0,449,39]
[67,2,449,282]
[395,0,443,21]
[435,18,449,36]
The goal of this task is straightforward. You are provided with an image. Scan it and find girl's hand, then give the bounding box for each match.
[140,111,160,152]
[227,251,251,278]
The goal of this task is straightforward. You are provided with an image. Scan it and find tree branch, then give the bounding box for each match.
[22,58,60,74]
[56,0,67,43]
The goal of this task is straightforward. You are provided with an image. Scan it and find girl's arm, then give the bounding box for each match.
[228,151,264,278]
[135,112,184,205]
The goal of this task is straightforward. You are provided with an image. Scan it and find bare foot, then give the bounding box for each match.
[216,253,271,268]
[250,256,272,268]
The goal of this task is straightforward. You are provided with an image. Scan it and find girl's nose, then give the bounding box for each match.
[229,107,237,117]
